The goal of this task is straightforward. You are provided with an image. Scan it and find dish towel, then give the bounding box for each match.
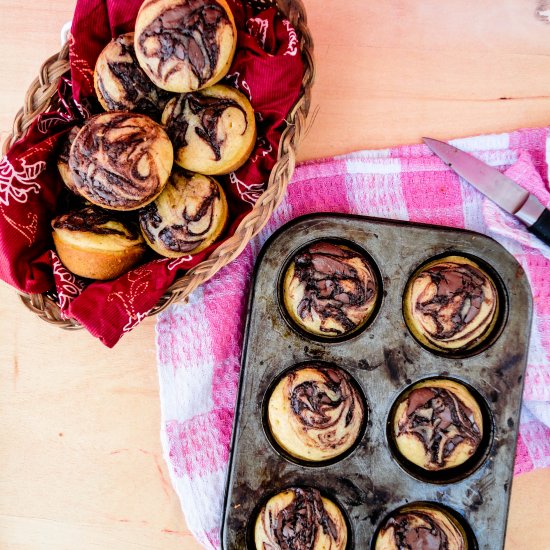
[156,127,550,549]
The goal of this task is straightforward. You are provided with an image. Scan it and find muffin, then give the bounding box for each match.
[52,205,146,280]
[391,379,483,471]
[139,169,228,257]
[94,32,173,117]
[375,504,469,550]
[69,112,173,211]
[267,364,365,462]
[57,125,81,194]
[404,255,499,353]
[254,487,347,550]
[162,84,256,175]
[134,0,237,93]
[283,241,379,338]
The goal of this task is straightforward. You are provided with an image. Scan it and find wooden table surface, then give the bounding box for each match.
[1,1,549,548]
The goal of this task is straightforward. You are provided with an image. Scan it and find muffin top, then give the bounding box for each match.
[392,379,483,471]
[375,505,468,550]
[254,487,348,550]
[69,112,173,211]
[283,241,378,338]
[404,255,499,353]
[267,364,365,462]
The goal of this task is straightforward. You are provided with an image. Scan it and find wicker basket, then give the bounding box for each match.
[3,0,314,330]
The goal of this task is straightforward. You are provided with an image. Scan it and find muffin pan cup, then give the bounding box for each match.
[221,213,532,550]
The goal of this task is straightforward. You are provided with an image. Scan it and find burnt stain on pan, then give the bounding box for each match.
[383,348,402,386]
[495,353,523,380]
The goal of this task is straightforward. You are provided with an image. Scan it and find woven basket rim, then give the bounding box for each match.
[4,0,315,331]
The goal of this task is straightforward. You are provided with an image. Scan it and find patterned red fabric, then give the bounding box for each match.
[0,0,304,347]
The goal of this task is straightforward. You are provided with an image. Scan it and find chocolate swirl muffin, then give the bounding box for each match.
[254,487,348,550]
[139,169,228,257]
[404,255,499,353]
[283,242,379,338]
[134,0,237,93]
[69,112,173,211]
[162,84,256,175]
[391,379,483,472]
[57,125,81,194]
[375,504,469,550]
[52,205,146,280]
[267,364,364,463]
[94,33,173,117]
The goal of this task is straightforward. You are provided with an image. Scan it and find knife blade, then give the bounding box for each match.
[423,137,550,247]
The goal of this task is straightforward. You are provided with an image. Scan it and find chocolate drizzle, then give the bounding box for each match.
[263,488,341,550]
[69,113,169,210]
[137,0,232,87]
[96,34,172,116]
[269,364,365,461]
[53,205,141,240]
[414,262,494,341]
[290,368,354,431]
[164,92,247,160]
[291,242,377,335]
[139,171,221,253]
[383,511,453,550]
[398,386,482,467]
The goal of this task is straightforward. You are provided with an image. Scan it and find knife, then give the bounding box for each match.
[423,137,550,247]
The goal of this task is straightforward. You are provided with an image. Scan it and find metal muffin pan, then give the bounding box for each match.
[221,213,532,549]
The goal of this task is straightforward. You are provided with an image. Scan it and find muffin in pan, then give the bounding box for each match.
[391,379,484,472]
[139,168,228,257]
[283,241,379,338]
[403,255,500,354]
[267,363,365,463]
[69,112,173,211]
[374,504,469,550]
[134,0,237,93]
[94,32,173,117]
[52,205,146,280]
[162,84,256,175]
[254,487,348,550]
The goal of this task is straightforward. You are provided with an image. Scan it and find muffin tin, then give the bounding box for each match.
[221,213,532,549]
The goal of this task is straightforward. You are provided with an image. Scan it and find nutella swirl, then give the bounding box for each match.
[284,242,378,337]
[164,92,247,160]
[376,506,467,550]
[95,33,172,117]
[139,169,227,256]
[255,488,347,550]
[406,258,498,352]
[268,364,365,462]
[396,384,482,470]
[69,112,173,211]
[52,205,141,240]
[135,0,235,91]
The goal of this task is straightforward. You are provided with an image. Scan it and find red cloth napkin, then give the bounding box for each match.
[0,0,304,346]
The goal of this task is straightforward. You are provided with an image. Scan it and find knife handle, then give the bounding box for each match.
[528,208,550,247]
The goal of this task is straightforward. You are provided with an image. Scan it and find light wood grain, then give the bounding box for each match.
[0,1,549,548]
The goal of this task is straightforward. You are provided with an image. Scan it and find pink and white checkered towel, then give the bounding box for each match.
[156,127,550,549]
